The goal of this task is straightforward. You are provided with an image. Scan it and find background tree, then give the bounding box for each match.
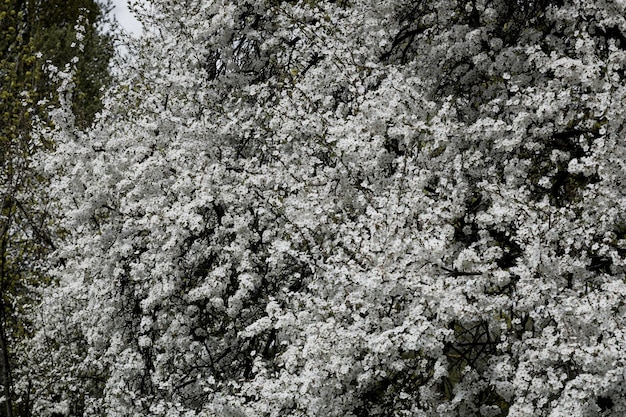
[0,1,112,415]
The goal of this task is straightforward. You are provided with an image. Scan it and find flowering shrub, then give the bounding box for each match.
[34,0,626,416]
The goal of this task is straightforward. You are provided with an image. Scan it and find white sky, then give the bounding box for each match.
[110,0,143,35]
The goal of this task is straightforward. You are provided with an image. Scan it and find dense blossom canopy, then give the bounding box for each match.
[34,0,626,416]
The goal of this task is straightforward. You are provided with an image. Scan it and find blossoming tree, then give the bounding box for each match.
[35,0,626,416]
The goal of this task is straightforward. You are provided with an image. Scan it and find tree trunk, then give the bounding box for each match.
[0,234,13,417]
[0,310,13,417]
